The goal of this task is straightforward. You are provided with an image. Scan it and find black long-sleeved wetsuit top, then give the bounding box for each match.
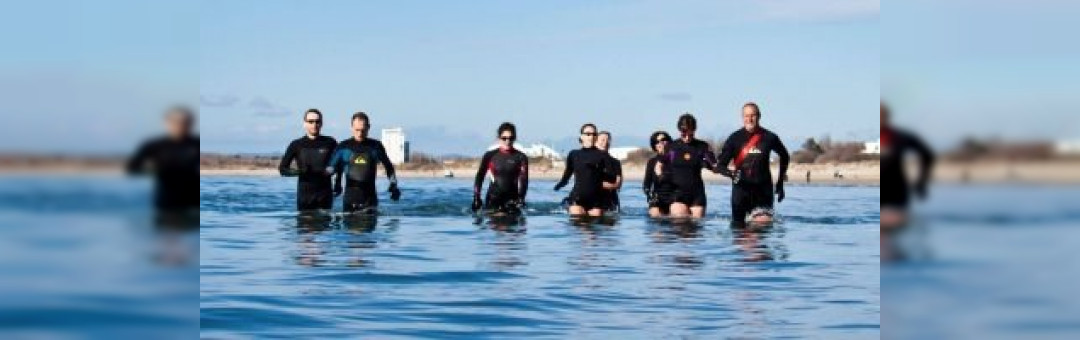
[328,138,397,209]
[555,147,610,203]
[278,135,339,210]
[881,126,934,208]
[643,155,676,200]
[660,138,717,203]
[127,135,200,211]
[717,127,790,222]
[474,148,529,205]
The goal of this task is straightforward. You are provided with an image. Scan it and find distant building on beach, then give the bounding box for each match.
[486,142,563,160]
[1055,139,1080,155]
[381,128,410,164]
[862,139,881,154]
[606,147,642,161]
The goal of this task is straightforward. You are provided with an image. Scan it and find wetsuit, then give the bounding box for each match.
[554,147,609,210]
[601,154,622,212]
[474,148,529,214]
[327,138,397,213]
[716,127,789,223]
[881,126,934,209]
[278,135,339,210]
[127,135,200,212]
[660,138,717,208]
[643,155,676,215]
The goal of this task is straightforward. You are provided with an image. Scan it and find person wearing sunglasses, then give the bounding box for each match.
[715,102,790,226]
[643,131,676,218]
[596,131,623,213]
[472,122,530,215]
[659,113,719,218]
[326,112,401,214]
[554,123,611,217]
[278,108,341,211]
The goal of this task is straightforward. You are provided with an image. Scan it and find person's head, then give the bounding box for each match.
[164,105,195,139]
[579,123,598,148]
[303,108,323,137]
[649,131,672,154]
[742,102,761,132]
[597,131,612,151]
[881,101,891,127]
[496,122,516,151]
[677,113,697,140]
[350,112,370,140]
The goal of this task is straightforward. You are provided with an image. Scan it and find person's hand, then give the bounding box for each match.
[471,195,483,212]
[775,183,785,203]
[389,183,402,201]
[554,183,565,191]
[510,198,526,210]
[647,191,658,206]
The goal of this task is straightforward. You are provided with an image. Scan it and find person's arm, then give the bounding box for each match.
[376,142,398,185]
[278,141,300,176]
[326,144,345,176]
[774,135,790,185]
[911,133,935,199]
[518,154,529,199]
[126,140,153,175]
[603,158,622,190]
[714,137,737,177]
[474,151,492,197]
[643,158,656,196]
[701,142,718,170]
[554,151,574,190]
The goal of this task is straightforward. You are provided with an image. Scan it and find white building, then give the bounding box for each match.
[381,128,409,164]
[606,147,642,161]
[1056,140,1080,155]
[486,142,563,160]
[862,139,881,154]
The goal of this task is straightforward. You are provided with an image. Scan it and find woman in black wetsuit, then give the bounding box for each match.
[643,131,675,218]
[554,123,611,217]
[472,122,530,215]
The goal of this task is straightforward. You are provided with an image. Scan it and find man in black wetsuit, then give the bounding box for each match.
[880,102,934,261]
[659,113,718,218]
[326,112,401,214]
[643,131,675,218]
[472,122,529,215]
[554,123,610,217]
[127,106,200,219]
[278,108,340,211]
[716,102,790,226]
[597,131,622,213]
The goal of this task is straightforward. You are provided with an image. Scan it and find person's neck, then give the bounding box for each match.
[744,126,758,134]
[354,136,366,142]
[305,133,319,139]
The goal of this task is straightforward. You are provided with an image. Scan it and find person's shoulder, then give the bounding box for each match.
[317,135,337,144]
[513,149,528,158]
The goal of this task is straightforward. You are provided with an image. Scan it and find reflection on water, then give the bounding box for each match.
[201,177,879,338]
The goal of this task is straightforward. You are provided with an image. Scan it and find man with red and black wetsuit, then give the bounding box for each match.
[716,102,790,226]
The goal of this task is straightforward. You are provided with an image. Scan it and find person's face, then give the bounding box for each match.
[742,106,760,132]
[679,125,695,141]
[304,112,322,136]
[165,111,192,139]
[654,134,670,154]
[580,126,597,147]
[498,130,515,150]
[351,119,369,140]
[597,134,610,151]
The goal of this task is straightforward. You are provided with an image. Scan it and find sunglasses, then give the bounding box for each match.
[656,138,670,143]
[581,132,597,136]
[305,120,322,124]
[499,136,514,141]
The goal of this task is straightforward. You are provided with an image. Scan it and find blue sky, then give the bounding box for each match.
[199,0,880,155]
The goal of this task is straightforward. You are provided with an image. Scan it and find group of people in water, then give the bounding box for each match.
[278,102,792,226]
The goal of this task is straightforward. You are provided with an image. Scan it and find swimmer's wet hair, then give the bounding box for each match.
[677,113,696,131]
[351,112,370,126]
[743,102,761,116]
[304,108,322,121]
[649,131,671,152]
[497,122,516,139]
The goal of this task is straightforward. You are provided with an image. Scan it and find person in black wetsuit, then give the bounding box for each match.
[715,102,790,227]
[597,131,622,213]
[880,102,934,261]
[326,112,401,214]
[278,108,341,211]
[127,106,200,218]
[643,131,675,218]
[717,102,794,227]
[658,113,718,218]
[472,122,530,215]
[554,123,611,217]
